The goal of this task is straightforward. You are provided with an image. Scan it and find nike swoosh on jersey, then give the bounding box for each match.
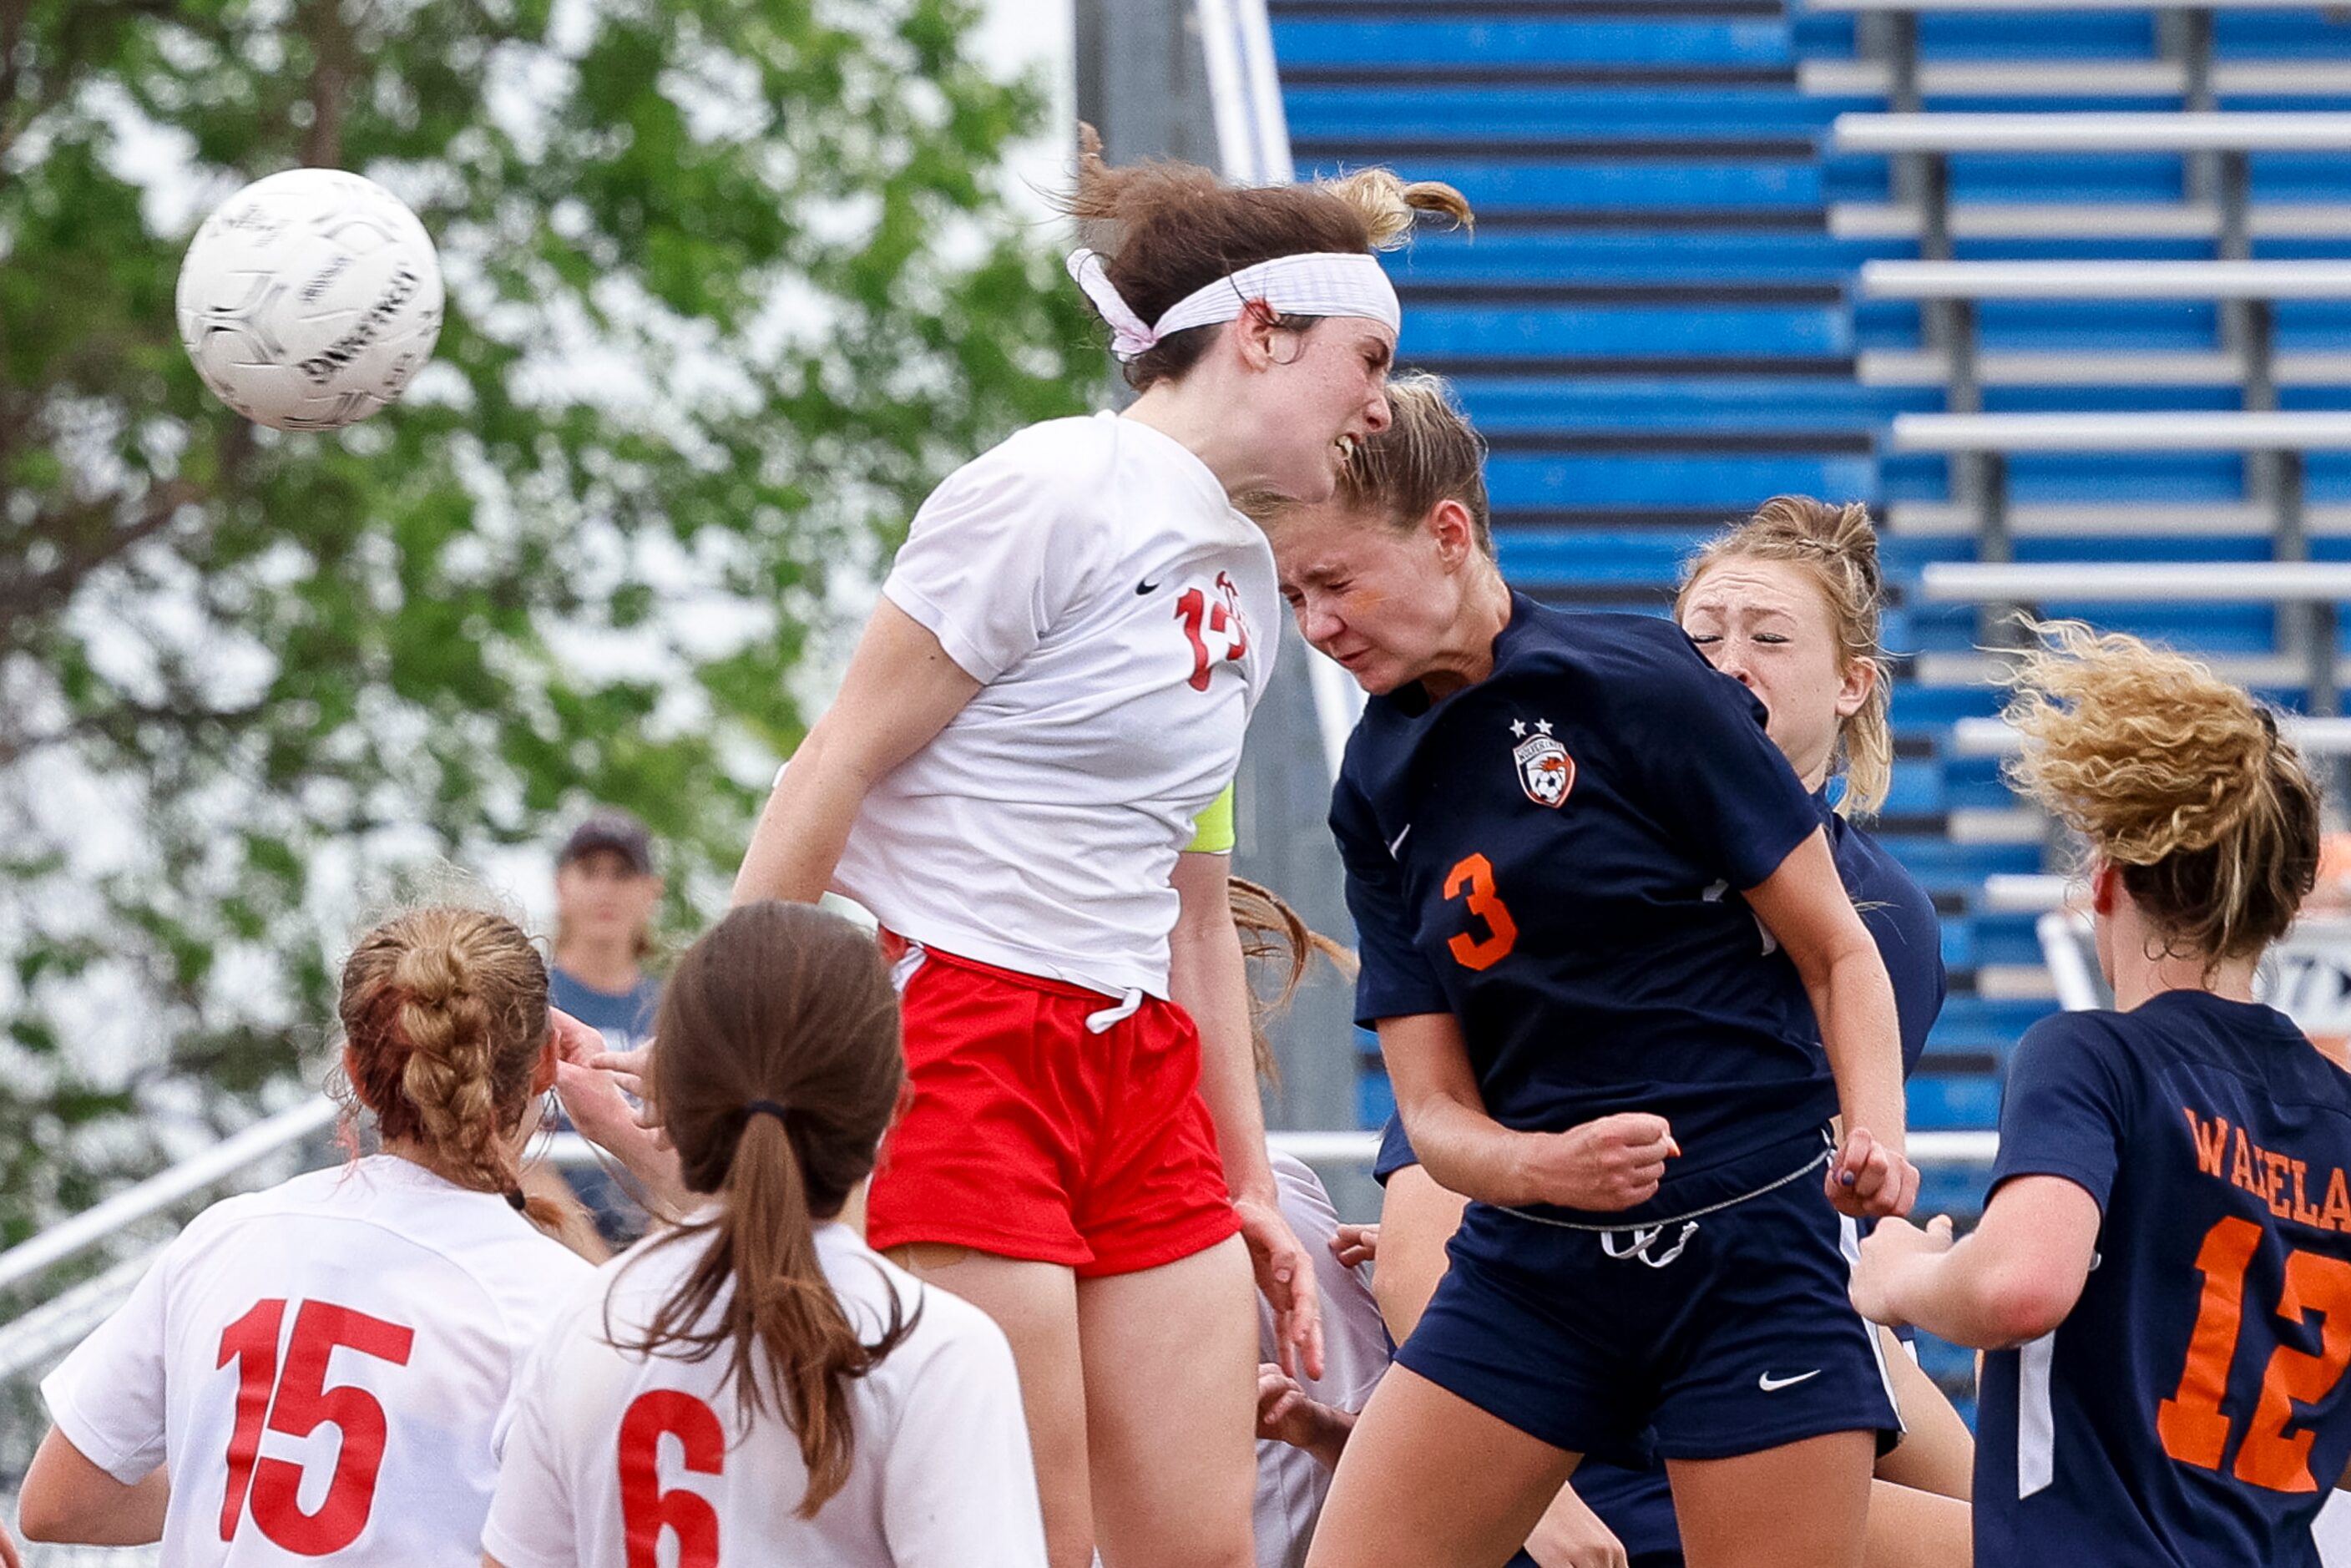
[1135,578,1161,594]
[1757,1369,1822,1393]
[1387,824,1412,857]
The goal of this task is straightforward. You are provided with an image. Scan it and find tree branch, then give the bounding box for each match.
[0,478,199,631]
[299,0,350,168]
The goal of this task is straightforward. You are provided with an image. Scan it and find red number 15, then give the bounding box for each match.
[217,1298,414,1555]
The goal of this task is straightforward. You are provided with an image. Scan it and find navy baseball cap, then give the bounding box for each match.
[559,809,655,875]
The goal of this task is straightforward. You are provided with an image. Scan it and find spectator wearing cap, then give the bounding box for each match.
[538,809,664,1247]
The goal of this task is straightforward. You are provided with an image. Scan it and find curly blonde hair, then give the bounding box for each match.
[1063,124,1471,391]
[2002,620,2321,962]
[1676,497,1893,817]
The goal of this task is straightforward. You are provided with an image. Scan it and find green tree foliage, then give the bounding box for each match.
[0,0,1095,1232]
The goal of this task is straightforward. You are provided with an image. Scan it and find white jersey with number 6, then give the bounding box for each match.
[482,1221,1045,1568]
[39,1155,592,1566]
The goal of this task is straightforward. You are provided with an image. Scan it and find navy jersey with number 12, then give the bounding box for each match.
[1978,991,2351,1567]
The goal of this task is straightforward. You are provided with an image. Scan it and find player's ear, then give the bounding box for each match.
[529,1031,559,1097]
[1232,299,1285,371]
[2088,861,2121,918]
[1429,498,1475,565]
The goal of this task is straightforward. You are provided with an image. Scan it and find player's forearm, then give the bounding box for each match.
[731,736,865,908]
[1873,1234,2060,1349]
[1295,1399,1355,1471]
[1169,867,1277,1201]
[1408,1095,1553,1208]
[1813,939,1907,1156]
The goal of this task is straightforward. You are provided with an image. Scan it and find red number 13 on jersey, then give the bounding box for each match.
[1176,573,1251,692]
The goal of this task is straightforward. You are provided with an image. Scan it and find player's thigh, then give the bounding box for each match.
[1372,1163,1469,1343]
[1305,1363,1580,1568]
[1666,1430,1874,1568]
[1870,1329,1971,1499]
[893,1244,1092,1568]
[1074,1233,1256,1568]
[1864,1479,1969,1568]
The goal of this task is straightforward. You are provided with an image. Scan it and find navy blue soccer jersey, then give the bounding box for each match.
[1368,787,1949,1192]
[1335,594,1836,1217]
[1977,990,2351,1568]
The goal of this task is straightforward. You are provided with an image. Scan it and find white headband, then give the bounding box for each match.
[1065,248,1400,363]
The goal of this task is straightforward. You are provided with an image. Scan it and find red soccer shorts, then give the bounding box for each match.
[863,938,1241,1277]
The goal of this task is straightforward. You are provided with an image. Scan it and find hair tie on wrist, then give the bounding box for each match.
[745,1099,791,1125]
[504,1188,528,1211]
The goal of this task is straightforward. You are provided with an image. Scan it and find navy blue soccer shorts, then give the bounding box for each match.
[1395,1131,1901,1462]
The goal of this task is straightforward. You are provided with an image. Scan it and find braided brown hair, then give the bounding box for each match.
[338,906,579,1247]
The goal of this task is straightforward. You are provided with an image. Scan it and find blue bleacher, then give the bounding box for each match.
[1274,3,2351,1296]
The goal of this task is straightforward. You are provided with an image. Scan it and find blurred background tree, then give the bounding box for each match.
[0,0,1095,1232]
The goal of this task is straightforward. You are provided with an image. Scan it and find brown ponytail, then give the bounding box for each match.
[1062,124,1470,391]
[1227,877,1358,1086]
[620,903,909,1517]
[337,906,586,1250]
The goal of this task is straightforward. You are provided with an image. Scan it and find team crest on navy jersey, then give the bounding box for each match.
[1509,718,1574,808]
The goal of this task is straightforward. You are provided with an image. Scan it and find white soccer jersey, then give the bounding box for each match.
[830,412,1278,999]
[39,1156,592,1567]
[482,1221,1046,1568]
[1254,1151,1392,1568]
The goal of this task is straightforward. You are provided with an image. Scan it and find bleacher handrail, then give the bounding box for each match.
[1862,259,2351,301]
[1954,714,2351,756]
[0,1096,340,1297]
[1196,0,1292,188]
[1894,410,2351,452]
[1923,560,2351,601]
[1835,112,2351,154]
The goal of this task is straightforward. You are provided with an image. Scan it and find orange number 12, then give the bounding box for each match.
[1443,853,1519,971]
[2156,1215,2351,1492]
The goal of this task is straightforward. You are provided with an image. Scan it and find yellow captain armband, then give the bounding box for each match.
[1184,782,1237,856]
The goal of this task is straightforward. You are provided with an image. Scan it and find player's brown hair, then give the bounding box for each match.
[1228,876,1358,1086]
[623,902,910,1517]
[1323,372,1494,559]
[2002,620,2322,964]
[1676,497,1894,817]
[337,905,588,1250]
[1063,124,1470,391]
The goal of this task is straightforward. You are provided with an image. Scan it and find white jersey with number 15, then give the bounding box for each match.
[40,1156,592,1566]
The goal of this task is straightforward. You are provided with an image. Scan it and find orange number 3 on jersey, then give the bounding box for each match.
[1444,852,1519,971]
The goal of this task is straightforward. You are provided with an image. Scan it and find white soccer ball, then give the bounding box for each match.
[175,168,444,432]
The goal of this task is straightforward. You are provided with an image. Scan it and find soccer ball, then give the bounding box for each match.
[175,168,444,432]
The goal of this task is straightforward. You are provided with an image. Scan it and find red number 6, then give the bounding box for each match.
[619,1389,726,1568]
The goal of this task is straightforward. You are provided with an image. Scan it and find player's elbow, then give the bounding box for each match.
[17,1470,76,1543]
[1974,1260,2078,1347]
